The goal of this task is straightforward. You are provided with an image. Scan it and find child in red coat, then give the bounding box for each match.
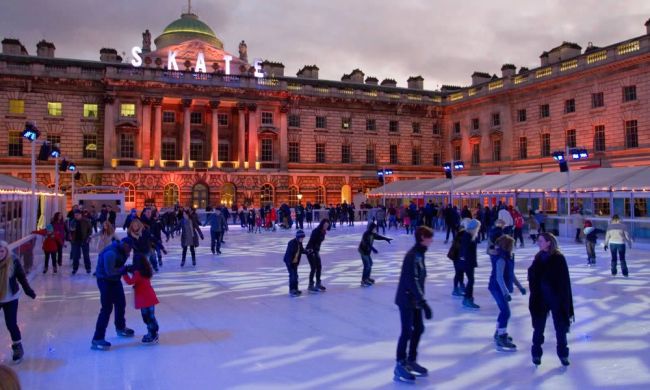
[32,224,61,274]
[122,254,160,344]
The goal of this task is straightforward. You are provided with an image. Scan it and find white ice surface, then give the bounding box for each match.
[2,222,650,390]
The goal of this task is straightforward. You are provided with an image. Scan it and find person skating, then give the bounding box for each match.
[527,211,540,245]
[459,219,481,309]
[122,253,160,344]
[31,224,60,274]
[91,238,135,350]
[393,226,434,382]
[305,219,330,293]
[70,210,93,275]
[50,212,66,267]
[488,235,526,351]
[604,215,633,276]
[0,241,37,363]
[283,230,307,297]
[180,209,202,267]
[206,209,227,255]
[583,222,605,266]
[528,233,574,367]
[358,222,392,287]
[447,223,466,297]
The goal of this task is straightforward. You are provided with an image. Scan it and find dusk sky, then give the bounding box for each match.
[2,0,650,89]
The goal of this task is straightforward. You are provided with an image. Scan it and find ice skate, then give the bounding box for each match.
[91,339,111,351]
[462,297,480,309]
[560,357,570,366]
[361,280,372,287]
[141,334,159,345]
[316,284,327,292]
[308,285,319,293]
[495,333,517,352]
[452,287,464,297]
[393,361,416,382]
[532,356,542,366]
[407,360,428,377]
[11,342,24,364]
[116,327,135,337]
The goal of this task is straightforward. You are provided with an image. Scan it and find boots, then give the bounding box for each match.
[462,297,480,309]
[11,342,24,363]
[452,286,464,297]
[495,333,517,352]
[393,360,415,382]
[407,360,428,377]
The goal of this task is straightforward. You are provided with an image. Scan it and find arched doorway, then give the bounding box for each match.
[260,184,274,207]
[192,183,209,209]
[288,186,299,207]
[220,183,236,208]
[120,182,136,209]
[315,186,326,206]
[163,183,179,207]
[341,184,352,204]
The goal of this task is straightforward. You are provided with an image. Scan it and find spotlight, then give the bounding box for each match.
[21,121,40,141]
[50,145,61,158]
[68,162,77,172]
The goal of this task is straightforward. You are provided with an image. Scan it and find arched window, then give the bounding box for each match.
[288,186,299,207]
[260,184,274,207]
[163,183,179,207]
[121,182,136,206]
[220,183,236,207]
[341,184,351,204]
[316,186,325,206]
[192,183,209,209]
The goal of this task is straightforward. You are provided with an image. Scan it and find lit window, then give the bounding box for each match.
[48,102,62,116]
[341,117,351,129]
[163,183,179,207]
[8,99,24,114]
[8,132,23,156]
[83,134,97,158]
[260,184,274,206]
[83,104,98,118]
[120,103,136,118]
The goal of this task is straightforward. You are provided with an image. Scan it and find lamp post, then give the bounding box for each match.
[553,147,588,236]
[443,160,464,206]
[377,168,393,207]
[50,144,61,212]
[22,122,41,230]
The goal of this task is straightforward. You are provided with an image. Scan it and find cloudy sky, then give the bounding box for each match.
[2,0,650,89]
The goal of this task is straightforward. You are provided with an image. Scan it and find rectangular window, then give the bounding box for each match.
[316,116,327,129]
[316,143,325,163]
[48,102,62,116]
[120,103,135,118]
[541,134,551,157]
[83,103,98,118]
[261,112,274,125]
[390,144,398,164]
[454,122,461,134]
[190,112,203,124]
[190,142,203,161]
[517,109,527,122]
[83,134,97,158]
[119,133,134,158]
[471,144,480,164]
[389,120,399,132]
[366,119,376,131]
[8,132,23,157]
[623,85,637,102]
[566,129,577,148]
[433,152,441,167]
[261,139,273,161]
[288,142,300,163]
[365,146,375,165]
[411,147,421,165]
[519,137,528,159]
[0,200,23,243]
[342,144,351,164]
[288,114,300,128]
[412,122,421,134]
[594,125,606,152]
[218,143,229,161]
[491,113,500,127]
[472,118,480,131]
[341,117,351,130]
[163,111,176,123]
[492,139,501,161]
[539,104,550,118]
[162,140,176,160]
[625,120,638,148]
[8,99,24,115]
[453,145,461,161]
[594,198,610,216]
[47,134,61,147]
[591,92,604,108]
[433,122,440,135]
[564,98,576,114]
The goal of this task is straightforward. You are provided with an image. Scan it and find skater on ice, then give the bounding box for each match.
[357,222,392,287]
[283,230,306,297]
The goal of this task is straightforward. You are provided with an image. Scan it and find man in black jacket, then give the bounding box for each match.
[283,230,306,297]
[393,226,433,382]
[305,219,330,293]
[70,210,93,274]
[358,222,392,286]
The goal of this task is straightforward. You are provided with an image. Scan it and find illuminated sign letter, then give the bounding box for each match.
[195,52,206,73]
[224,55,232,75]
[131,46,143,67]
[167,51,178,71]
[253,59,264,78]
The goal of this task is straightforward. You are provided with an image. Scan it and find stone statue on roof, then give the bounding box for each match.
[142,29,151,53]
[239,40,248,62]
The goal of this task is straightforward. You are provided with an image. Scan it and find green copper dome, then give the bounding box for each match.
[154,13,223,49]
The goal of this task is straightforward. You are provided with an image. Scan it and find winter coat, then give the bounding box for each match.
[95,241,129,282]
[498,209,514,227]
[458,231,478,268]
[123,213,137,230]
[283,238,305,265]
[123,270,159,309]
[527,216,540,233]
[528,251,574,325]
[32,230,60,253]
[52,221,66,245]
[181,218,200,247]
[70,218,92,244]
[584,227,605,244]
[489,249,515,295]
[2,257,35,301]
[358,229,391,256]
[306,224,327,254]
[206,213,227,232]
[604,223,632,246]
[394,243,428,309]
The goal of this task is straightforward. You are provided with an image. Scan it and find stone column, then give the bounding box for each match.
[182,98,192,168]
[237,103,246,169]
[141,97,152,165]
[152,97,163,168]
[247,103,258,170]
[210,100,220,169]
[279,105,289,170]
[103,95,115,168]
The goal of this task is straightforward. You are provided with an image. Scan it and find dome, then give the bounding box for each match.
[154,13,223,50]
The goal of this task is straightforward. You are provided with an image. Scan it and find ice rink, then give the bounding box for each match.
[2,222,649,389]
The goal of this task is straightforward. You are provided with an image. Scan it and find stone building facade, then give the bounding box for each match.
[0,12,649,210]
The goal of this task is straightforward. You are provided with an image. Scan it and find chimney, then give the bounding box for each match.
[501,64,516,78]
[471,72,491,86]
[261,60,285,77]
[99,48,119,63]
[540,51,549,66]
[645,18,650,35]
[36,40,55,58]
[547,42,581,64]
[2,38,28,55]
[380,78,397,88]
[365,76,378,86]
[297,65,319,79]
[407,75,424,90]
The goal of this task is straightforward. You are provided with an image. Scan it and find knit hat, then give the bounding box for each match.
[296,230,306,239]
[466,219,480,231]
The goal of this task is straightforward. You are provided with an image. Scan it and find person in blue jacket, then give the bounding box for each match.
[283,230,306,297]
[393,226,434,383]
[205,209,227,255]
